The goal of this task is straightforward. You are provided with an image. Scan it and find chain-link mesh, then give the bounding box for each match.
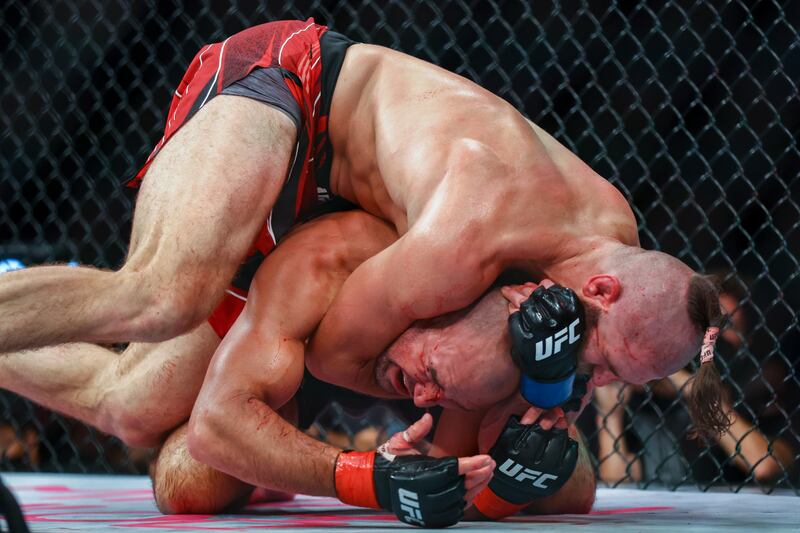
[1,0,797,492]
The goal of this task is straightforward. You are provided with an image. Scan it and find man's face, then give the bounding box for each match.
[374,291,519,410]
[583,303,698,387]
[577,255,704,389]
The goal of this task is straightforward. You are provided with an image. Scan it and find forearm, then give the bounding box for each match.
[189,395,341,497]
[717,406,793,479]
[432,409,484,458]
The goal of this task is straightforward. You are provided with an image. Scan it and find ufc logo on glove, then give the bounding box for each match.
[498,459,558,489]
[472,415,579,519]
[509,284,587,408]
[535,317,581,360]
[397,489,424,526]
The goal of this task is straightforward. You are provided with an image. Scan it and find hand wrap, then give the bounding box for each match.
[474,416,579,519]
[335,451,465,528]
[509,284,586,408]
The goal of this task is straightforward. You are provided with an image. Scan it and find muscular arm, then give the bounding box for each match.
[307,224,502,398]
[187,212,396,496]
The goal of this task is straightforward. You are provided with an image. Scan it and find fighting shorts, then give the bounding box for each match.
[128,18,355,337]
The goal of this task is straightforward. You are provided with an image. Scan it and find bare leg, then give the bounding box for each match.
[0,95,296,352]
[151,422,254,514]
[0,323,219,447]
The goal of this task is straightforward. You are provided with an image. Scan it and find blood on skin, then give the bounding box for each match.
[247,397,281,432]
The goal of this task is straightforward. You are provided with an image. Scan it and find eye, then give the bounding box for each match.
[427,363,443,392]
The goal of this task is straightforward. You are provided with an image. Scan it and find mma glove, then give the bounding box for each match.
[335,451,465,528]
[509,284,586,408]
[473,415,579,520]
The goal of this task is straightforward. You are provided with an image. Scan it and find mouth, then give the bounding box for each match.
[389,364,411,396]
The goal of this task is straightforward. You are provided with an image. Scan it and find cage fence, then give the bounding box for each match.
[0,0,798,493]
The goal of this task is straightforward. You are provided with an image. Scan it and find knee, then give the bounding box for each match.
[150,441,252,515]
[151,459,219,515]
[152,472,221,515]
[557,488,596,515]
[150,422,253,515]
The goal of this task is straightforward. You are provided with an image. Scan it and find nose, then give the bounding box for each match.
[412,382,441,408]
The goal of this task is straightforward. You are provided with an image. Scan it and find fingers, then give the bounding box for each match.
[500,286,526,312]
[520,406,543,425]
[538,408,566,430]
[403,412,433,444]
[463,459,495,505]
[521,406,567,429]
[381,413,433,458]
[457,455,495,505]
[457,454,493,476]
[519,285,537,298]
[539,278,555,288]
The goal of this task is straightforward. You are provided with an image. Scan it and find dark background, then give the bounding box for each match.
[1,0,798,491]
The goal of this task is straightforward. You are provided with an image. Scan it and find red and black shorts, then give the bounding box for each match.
[129,18,355,337]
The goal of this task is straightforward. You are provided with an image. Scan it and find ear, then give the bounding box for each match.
[582,275,621,310]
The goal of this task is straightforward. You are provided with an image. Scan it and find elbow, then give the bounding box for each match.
[186,407,226,469]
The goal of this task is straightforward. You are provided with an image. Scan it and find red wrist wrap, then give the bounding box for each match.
[473,487,528,520]
[334,451,380,510]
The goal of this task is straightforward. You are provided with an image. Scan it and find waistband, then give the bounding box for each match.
[316,30,356,191]
[320,30,357,118]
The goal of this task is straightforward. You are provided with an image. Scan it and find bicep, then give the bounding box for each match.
[199,305,306,410]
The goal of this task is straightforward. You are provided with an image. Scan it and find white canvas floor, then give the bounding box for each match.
[2,473,797,532]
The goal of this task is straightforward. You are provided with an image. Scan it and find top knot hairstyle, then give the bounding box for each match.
[685,274,733,439]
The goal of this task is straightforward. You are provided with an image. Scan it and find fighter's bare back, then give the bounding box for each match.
[329,44,638,249]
